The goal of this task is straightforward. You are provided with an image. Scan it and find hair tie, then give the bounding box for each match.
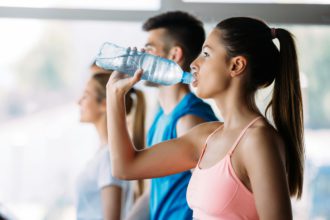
[271,28,277,39]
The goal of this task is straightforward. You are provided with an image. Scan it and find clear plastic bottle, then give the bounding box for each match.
[95,42,194,86]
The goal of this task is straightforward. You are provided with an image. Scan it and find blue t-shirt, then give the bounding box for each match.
[147,92,218,220]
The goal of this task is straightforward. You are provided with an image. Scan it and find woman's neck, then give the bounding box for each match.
[214,88,260,130]
[94,117,108,147]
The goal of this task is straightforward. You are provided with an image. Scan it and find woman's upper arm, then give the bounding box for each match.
[176,114,210,137]
[242,128,292,220]
[121,122,219,180]
[101,185,122,220]
[124,127,200,179]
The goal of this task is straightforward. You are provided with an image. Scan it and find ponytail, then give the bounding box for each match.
[266,28,304,198]
[129,89,146,199]
[131,89,146,151]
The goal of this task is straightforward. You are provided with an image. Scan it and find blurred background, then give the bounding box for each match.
[0,0,329,219]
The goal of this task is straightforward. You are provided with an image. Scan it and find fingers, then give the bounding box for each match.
[131,69,143,85]
[130,47,137,56]
[106,46,144,91]
[106,69,143,94]
[126,69,143,89]
[127,46,145,54]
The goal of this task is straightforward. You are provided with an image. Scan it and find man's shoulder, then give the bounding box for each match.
[179,93,210,110]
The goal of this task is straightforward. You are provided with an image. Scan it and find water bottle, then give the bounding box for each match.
[95,42,194,86]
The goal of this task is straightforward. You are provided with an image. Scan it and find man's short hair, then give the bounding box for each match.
[143,11,205,71]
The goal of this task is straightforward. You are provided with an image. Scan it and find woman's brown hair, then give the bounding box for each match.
[216,17,304,198]
[92,68,146,199]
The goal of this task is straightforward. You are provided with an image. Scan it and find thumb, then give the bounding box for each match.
[130,69,143,86]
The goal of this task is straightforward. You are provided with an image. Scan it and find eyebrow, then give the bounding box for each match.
[202,45,213,50]
[144,43,154,47]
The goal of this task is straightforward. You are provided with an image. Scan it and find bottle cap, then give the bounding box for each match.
[182,72,195,84]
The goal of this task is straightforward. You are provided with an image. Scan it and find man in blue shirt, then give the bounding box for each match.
[125,11,218,220]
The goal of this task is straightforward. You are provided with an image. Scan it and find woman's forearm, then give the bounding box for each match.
[107,89,136,179]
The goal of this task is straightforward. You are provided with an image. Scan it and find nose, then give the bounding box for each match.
[190,57,199,73]
[78,97,82,106]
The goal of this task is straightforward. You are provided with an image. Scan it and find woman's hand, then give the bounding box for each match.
[106,47,143,96]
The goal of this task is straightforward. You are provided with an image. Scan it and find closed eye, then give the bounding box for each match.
[201,51,210,57]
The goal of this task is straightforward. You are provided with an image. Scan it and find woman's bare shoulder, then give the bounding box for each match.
[183,121,223,162]
[189,121,224,136]
[251,119,282,143]
[240,119,285,163]
[186,121,223,144]
[180,121,223,146]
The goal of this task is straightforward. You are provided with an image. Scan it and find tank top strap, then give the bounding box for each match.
[197,123,224,165]
[228,116,262,156]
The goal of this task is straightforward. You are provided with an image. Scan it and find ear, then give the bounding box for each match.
[229,56,247,78]
[100,99,107,113]
[168,46,184,64]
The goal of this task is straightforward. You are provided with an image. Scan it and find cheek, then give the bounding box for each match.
[149,48,167,57]
[147,51,156,56]
[196,65,230,98]
[196,76,221,99]
[79,100,101,122]
[147,49,162,57]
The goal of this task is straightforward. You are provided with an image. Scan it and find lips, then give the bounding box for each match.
[192,72,198,87]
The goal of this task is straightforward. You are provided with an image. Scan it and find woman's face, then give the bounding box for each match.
[190,28,232,99]
[78,79,105,124]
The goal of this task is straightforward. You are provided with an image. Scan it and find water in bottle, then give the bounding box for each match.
[95,42,194,86]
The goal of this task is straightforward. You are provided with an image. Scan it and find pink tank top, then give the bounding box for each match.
[187,117,261,220]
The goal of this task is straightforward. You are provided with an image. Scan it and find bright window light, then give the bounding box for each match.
[0,0,160,10]
[184,0,330,4]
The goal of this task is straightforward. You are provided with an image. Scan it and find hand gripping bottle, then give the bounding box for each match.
[95,42,194,86]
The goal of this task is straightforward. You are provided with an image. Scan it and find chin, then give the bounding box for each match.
[195,91,204,99]
[195,90,212,100]
[79,117,88,123]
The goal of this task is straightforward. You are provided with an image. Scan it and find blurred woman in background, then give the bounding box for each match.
[76,63,146,220]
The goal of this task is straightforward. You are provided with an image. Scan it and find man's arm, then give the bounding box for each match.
[177,114,207,163]
[176,114,207,137]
